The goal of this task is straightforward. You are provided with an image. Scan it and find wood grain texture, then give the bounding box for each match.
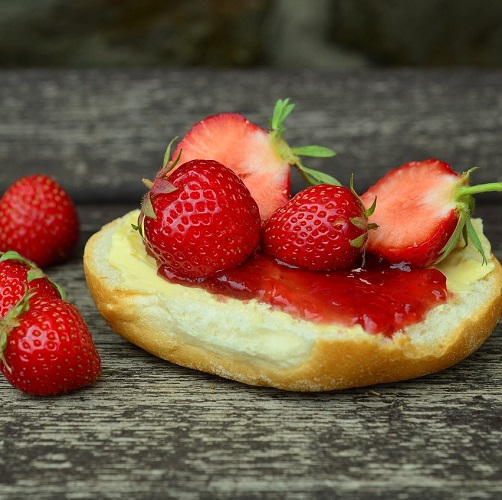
[0,70,501,499]
[1,68,501,201]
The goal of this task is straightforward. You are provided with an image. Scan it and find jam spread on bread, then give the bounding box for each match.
[138,101,500,340]
[159,252,448,337]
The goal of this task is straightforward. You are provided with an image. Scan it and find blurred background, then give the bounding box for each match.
[1,0,501,205]
[1,0,502,70]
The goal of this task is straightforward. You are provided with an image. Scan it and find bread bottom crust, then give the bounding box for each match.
[84,213,502,391]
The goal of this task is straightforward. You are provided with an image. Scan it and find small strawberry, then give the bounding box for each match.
[0,251,63,318]
[262,182,376,271]
[168,98,338,220]
[0,175,80,268]
[360,159,502,267]
[138,158,261,281]
[0,295,101,396]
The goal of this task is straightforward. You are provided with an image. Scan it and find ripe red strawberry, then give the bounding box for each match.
[167,99,338,220]
[0,251,62,318]
[0,174,79,268]
[262,183,376,271]
[0,296,101,396]
[139,159,261,281]
[360,159,502,267]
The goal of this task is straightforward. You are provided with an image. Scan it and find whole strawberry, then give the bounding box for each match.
[0,295,101,396]
[262,183,376,271]
[360,159,502,267]
[0,251,62,318]
[0,175,79,267]
[139,159,261,281]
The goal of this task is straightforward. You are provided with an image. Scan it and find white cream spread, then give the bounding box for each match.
[435,218,494,291]
[111,211,493,294]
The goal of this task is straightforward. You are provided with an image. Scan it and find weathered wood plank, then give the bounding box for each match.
[0,201,500,499]
[1,69,501,201]
[0,70,501,499]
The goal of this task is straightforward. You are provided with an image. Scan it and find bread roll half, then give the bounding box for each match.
[84,211,502,391]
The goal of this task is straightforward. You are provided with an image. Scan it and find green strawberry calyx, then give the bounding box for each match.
[436,168,502,265]
[0,289,32,372]
[0,251,66,300]
[133,138,181,236]
[269,98,341,187]
[347,175,378,257]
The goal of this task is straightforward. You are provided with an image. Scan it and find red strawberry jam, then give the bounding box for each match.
[159,252,448,337]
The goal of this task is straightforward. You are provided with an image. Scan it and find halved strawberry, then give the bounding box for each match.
[360,159,502,267]
[165,99,338,220]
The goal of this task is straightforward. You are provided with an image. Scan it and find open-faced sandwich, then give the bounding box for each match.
[84,100,502,391]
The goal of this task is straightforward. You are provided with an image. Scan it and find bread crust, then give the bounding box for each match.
[84,213,502,392]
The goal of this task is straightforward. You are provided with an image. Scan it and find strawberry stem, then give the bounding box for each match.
[292,145,337,158]
[436,171,501,266]
[269,98,340,187]
[457,182,502,197]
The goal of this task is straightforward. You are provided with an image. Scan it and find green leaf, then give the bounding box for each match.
[364,196,377,218]
[26,268,45,282]
[435,208,473,265]
[435,218,464,265]
[134,211,145,237]
[131,223,143,237]
[465,216,487,265]
[297,165,341,186]
[140,192,156,219]
[269,98,342,190]
[292,145,336,158]
[157,137,181,178]
[349,216,367,230]
[0,289,32,372]
[350,233,366,248]
[271,98,295,133]
[0,251,35,266]
[0,329,9,371]
[0,252,65,300]
[163,136,179,167]
[26,267,67,300]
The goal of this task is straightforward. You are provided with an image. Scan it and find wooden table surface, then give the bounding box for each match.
[0,68,501,499]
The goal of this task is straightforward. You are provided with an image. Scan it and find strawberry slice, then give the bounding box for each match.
[360,159,502,267]
[166,99,338,220]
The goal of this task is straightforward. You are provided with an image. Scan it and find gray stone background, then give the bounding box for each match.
[1,0,501,69]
